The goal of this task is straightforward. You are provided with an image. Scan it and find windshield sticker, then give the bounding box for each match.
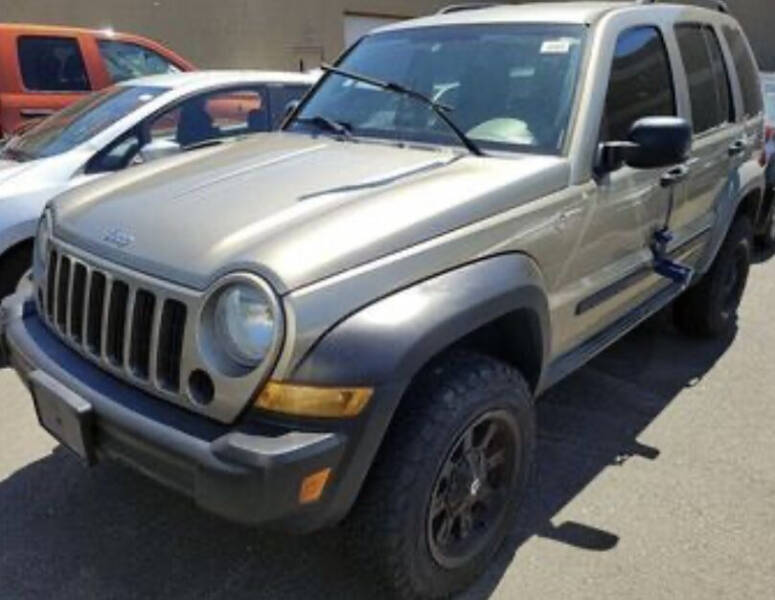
[541,39,572,54]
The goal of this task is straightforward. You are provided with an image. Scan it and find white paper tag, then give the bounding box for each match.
[541,39,572,54]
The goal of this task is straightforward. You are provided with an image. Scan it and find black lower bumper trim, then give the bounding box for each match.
[2,302,348,530]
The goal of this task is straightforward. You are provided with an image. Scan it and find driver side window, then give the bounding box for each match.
[601,26,676,141]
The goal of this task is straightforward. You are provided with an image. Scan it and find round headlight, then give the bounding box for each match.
[213,283,276,367]
[35,212,51,267]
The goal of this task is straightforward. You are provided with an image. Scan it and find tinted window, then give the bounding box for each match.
[724,26,763,117]
[148,87,269,148]
[292,24,587,154]
[268,85,311,128]
[704,27,733,124]
[0,85,165,161]
[675,25,732,133]
[18,36,90,91]
[98,40,181,83]
[602,27,675,141]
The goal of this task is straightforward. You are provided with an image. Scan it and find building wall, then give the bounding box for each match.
[0,0,772,71]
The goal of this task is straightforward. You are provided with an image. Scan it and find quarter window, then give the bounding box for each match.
[268,85,311,129]
[18,36,90,91]
[98,40,181,83]
[601,26,675,141]
[723,26,763,118]
[675,24,732,133]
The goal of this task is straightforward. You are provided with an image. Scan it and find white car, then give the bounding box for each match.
[0,70,316,297]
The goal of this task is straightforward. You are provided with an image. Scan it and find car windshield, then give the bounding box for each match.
[764,82,775,121]
[1,85,167,161]
[289,23,586,154]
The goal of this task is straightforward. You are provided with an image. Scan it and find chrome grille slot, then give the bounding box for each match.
[157,300,187,392]
[106,281,129,366]
[70,264,87,344]
[129,290,156,379]
[86,272,106,355]
[55,255,71,331]
[45,250,57,319]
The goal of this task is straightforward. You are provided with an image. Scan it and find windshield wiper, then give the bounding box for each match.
[295,114,353,139]
[320,63,484,156]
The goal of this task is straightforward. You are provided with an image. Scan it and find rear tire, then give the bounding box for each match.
[347,352,536,599]
[756,194,775,249]
[674,216,752,337]
[0,242,33,301]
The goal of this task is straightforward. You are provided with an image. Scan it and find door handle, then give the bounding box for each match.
[728,139,747,156]
[660,164,690,188]
[19,108,55,118]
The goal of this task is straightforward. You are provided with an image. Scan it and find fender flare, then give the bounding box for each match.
[292,253,551,389]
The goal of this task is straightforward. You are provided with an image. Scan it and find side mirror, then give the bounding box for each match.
[597,117,692,175]
[138,138,181,163]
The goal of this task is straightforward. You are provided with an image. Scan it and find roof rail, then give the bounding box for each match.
[437,3,500,15]
[635,0,729,13]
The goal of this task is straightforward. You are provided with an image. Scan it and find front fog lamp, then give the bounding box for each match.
[213,283,277,367]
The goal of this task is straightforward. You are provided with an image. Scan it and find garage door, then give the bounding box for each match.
[344,15,403,48]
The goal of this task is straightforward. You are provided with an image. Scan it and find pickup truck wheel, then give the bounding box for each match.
[0,243,33,301]
[347,352,535,599]
[674,216,752,337]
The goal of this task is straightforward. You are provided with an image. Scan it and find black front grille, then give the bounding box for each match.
[157,300,187,391]
[42,251,187,393]
[129,290,155,379]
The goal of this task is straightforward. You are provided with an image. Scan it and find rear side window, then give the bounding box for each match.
[724,26,763,118]
[675,24,732,133]
[601,26,675,141]
[98,40,181,83]
[268,84,311,129]
[18,36,90,92]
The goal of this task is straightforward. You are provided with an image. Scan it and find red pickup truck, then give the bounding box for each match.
[0,23,194,138]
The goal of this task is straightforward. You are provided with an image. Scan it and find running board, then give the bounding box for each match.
[542,280,685,390]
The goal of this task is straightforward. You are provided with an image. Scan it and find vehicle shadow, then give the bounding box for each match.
[0,310,736,600]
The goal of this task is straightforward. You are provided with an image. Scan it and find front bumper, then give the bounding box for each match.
[0,294,351,531]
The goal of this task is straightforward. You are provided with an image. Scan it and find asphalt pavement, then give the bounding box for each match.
[1,250,774,599]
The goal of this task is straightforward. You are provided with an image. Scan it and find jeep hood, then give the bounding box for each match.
[53,133,568,292]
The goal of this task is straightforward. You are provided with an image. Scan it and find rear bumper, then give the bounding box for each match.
[1,294,354,531]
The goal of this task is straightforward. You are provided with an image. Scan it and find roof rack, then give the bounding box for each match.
[437,3,500,15]
[635,0,729,13]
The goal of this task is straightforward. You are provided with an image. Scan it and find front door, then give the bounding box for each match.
[554,25,678,356]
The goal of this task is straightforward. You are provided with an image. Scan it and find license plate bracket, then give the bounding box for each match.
[30,370,96,465]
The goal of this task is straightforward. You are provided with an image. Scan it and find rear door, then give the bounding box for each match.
[1,32,95,134]
[669,22,740,265]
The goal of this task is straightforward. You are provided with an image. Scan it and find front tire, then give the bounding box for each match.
[674,216,752,337]
[348,352,536,599]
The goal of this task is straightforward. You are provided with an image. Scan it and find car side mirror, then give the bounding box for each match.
[138,138,181,164]
[596,117,692,175]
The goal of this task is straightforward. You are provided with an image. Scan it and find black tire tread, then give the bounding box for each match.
[346,352,534,599]
[674,216,752,337]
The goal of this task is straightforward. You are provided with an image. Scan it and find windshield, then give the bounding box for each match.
[764,82,775,122]
[1,85,167,161]
[289,24,586,154]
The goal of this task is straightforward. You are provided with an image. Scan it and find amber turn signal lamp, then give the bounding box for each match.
[255,382,373,418]
[299,468,332,504]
